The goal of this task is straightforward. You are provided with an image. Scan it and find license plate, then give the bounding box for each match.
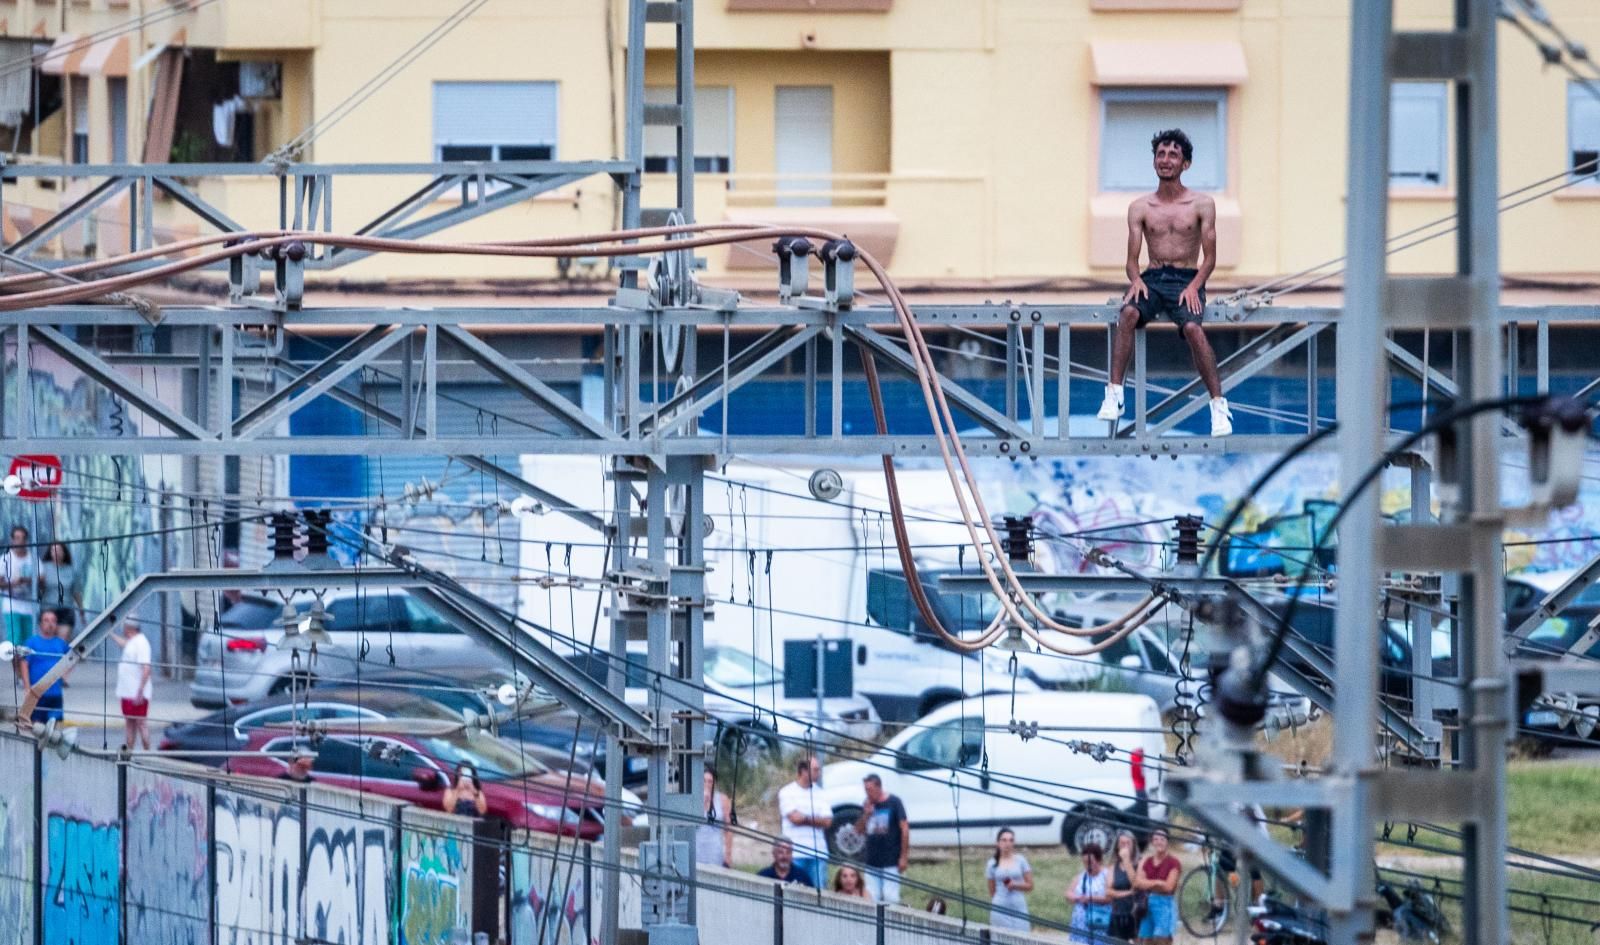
[1525,710,1561,727]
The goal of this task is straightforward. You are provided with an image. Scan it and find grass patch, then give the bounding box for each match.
[1506,761,1600,857]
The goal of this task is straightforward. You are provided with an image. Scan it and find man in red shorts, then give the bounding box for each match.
[112,619,153,750]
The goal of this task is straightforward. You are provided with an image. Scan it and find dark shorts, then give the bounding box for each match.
[1130,266,1205,328]
[1216,849,1262,881]
[121,698,148,718]
[30,694,63,724]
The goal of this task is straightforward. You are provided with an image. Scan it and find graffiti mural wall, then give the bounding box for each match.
[125,768,210,945]
[510,833,639,945]
[303,790,397,945]
[400,810,475,945]
[214,788,302,945]
[42,751,121,945]
[0,736,35,945]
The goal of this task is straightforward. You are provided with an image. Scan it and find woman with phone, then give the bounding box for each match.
[984,827,1033,930]
[442,762,488,817]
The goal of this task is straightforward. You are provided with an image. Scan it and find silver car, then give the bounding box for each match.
[190,590,498,707]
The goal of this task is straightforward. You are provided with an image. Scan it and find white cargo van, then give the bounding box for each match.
[516,457,1163,723]
[815,692,1166,853]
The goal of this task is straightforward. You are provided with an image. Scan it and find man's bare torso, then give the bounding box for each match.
[1135,190,1212,268]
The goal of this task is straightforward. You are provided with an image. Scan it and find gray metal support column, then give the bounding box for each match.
[602,466,631,945]
[1457,2,1509,941]
[1330,1,1391,940]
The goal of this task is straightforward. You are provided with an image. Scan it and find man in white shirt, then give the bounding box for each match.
[3,525,38,659]
[112,619,153,750]
[776,754,831,888]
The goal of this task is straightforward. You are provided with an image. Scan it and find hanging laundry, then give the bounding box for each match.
[212,94,246,148]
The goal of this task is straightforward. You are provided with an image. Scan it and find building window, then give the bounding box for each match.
[70,76,88,164]
[1099,88,1226,192]
[1568,80,1600,182]
[644,86,733,173]
[432,81,558,162]
[1390,82,1447,187]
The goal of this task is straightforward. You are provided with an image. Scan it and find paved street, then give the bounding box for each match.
[3,660,205,744]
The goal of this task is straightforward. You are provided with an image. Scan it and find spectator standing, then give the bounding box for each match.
[2,525,37,653]
[855,773,909,904]
[777,755,831,888]
[1107,831,1141,942]
[696,767,733,868]
[756,839,815,887]
[20,609,70,724]
[37,542,81,629]
[984,827,1033,930]
[1067,842,1113,943]
[442,762,488,817]
[1134,827,1181,945]
[832,864,871,900]
[111,619,153,750]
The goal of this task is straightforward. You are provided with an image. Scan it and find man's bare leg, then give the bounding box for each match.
[1098,305,1141,421]
[1180,323,1222,397]
[1110,305,1140,386]
[1181,323,1233,435]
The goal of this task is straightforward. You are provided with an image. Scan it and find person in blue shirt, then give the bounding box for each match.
[20,608,71,724]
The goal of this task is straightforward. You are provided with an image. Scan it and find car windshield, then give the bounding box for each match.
[703,647,778,688]
[421,732,551,782]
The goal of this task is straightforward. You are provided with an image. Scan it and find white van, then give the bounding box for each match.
[515,457,1159,723]
[815,692,1166,854]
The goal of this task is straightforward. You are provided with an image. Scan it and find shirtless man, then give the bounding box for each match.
[1097,128,1232,436]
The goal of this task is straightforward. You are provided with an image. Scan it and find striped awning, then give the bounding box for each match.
[39,33,130,77]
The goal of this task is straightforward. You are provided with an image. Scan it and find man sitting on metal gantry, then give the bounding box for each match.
[1097,128,1233,437]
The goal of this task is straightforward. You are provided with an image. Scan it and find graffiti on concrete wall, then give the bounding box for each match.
[510,847,595,945]
[0,736,35,945]
[400,813,474,945]
[215,790,302,945]
[125,770,209,945]
[304,794,395,945]
[42,752,120,945]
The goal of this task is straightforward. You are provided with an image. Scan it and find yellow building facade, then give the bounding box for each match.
[1,0,1597,288]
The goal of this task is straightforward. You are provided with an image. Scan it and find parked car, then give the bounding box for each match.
[190,589,501,707]
[224,724,609,837]
[815,692,1166,854]
[568,642,881,765]
[1505,569,1600,658]
[165,672,651,795]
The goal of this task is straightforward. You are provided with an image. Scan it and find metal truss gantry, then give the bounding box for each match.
[0,300,1592,460]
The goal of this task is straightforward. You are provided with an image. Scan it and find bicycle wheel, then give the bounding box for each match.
[1178,865,1230,938]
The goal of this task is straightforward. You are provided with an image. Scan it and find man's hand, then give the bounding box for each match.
[786,810,806,825]
[1123,277,1149,305]
[898,854,909,873]
[1179,282,1204,315]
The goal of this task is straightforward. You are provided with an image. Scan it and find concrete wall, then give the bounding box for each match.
[125,768,210,945]
[41,751,121,945]
[0,735,1073,945]
[399,810,475,945]
[0,736,35,945]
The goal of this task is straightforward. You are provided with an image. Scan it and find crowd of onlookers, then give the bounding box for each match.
[699,753,1186,943]
[2,525,155,750]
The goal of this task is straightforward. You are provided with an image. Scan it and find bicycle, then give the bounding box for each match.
[1178,846,1246,938]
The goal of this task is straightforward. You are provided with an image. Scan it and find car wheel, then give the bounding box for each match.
[718,722,779,769]
[1064,803,1120,854]
[827,806,865,858]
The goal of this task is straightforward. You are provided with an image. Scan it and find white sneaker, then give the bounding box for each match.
[1096,385,1125,421]
[1209,397,1234,436]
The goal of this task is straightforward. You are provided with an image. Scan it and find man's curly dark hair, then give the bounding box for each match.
[1151,128,1194,163]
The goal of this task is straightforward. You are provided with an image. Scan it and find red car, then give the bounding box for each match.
[225,725,609,838]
